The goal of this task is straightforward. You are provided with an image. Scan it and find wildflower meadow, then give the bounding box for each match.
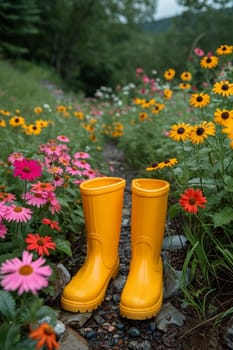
[0,43,232,349]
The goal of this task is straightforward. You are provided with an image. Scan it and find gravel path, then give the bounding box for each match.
[55,142,228,350]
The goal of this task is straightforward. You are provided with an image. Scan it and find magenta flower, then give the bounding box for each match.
[13,158,42,181]
[0,251,52,294]
[4,205,32,223]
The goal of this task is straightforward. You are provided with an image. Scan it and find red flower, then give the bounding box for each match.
[13,158,42,181]
[179,188,207,214]
[26,233,56,256]
[42,218,61,231]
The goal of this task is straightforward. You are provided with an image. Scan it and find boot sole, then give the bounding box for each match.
[61,263,119,313]
[119,292,162,320]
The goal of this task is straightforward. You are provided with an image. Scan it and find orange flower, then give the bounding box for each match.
[29,323,59,350]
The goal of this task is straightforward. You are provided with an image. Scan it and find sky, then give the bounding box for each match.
[155,0,186,19]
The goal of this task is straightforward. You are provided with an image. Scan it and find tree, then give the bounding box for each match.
[0,0,40,56]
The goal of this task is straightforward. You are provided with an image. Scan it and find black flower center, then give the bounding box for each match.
[177,127,185,134]
[196,127,204,135]
[196,96,203,102]
[222,84,229,91]
[189,197,196,205]
[151,162,158,167]
[206,58,212,63]
[221,112,229,119]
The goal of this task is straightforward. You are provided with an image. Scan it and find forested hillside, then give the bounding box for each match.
[0,0,232,95]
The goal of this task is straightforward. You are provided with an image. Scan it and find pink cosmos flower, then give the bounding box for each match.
[58,154,71,166]
[8,152,24,164]
[0,203,7,219]
[0,223,7,238]
[13,159,42,181]
[43,144,62,157]
[193,47,205,57]
[31,182,55,193]
[73,152,90,159]
[4,205,32,223]
[47,166,63,175]
[136,67,144,75]
[23,192,48,208]
[0,250,52,294]
[194,47,204,56]
[53,176,64,187]
[47,192,61,214]
[57,135,70,143]
[73,159,91,170]
[82,169,97,179]
[0,192,16,204]
[142,75,150,84]
[65,166,82,176]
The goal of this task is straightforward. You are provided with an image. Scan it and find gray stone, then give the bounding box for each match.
[60,310,92,328]
[163,264,190,299]
[128,339,151,350]
[112,274,127,290]
[128,326,141,337]
[59,326,90,350]
[54,320,66,337]
[50,263,71,301]
[163,235,188,250]
[223,316,233,349]
[156,302,186,332]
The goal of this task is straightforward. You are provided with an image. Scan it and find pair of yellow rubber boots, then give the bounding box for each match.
[61,177,170,320]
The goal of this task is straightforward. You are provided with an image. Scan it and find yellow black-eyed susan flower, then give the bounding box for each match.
[34,106,43,114]
[222,122,233,148]
[189,93,210,108]
[169,123,192,142]
[214,109,233,126]
[212,80,233,97]
[179,83,191,90]
[24,124,42,135]
[159,158,178,169]
[216,45,233,56]
[35,119,49,128]
[151,103,165,114]
[139,112,148,121]
[190,121,216,144]
[74,111,84,119]
[146,161,162,171]
[180,71,192,81]
[9,115,25,127]
[200,56,219,69]
[0,119,6,127]
[164,68,176,81]
[163,89,173,99]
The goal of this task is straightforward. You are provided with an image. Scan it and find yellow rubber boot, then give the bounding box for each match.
[120,178,170,320]
[61,177,126,312]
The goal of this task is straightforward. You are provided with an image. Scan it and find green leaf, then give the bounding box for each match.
[0,290,16,320]
[54,238,72,256]
[213,207,233,228]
